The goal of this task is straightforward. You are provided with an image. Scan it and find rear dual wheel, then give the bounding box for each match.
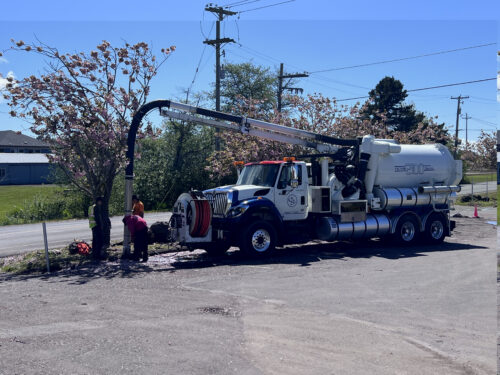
[392,215,420,245]
[423,213,446,244]
[391,213,447,245]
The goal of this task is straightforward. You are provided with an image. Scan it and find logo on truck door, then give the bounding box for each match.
[287,194,298,207]
[394,163,434,175]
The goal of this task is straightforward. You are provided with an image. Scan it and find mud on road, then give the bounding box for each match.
[0,205,496,374]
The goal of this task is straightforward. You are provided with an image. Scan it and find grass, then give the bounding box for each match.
[0,184,63,220]
[455,191,497,207]
[462,172,496,184]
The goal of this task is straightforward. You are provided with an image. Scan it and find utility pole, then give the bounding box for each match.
[451,95,469,158]
[277,63,308,112]
[461,113,471,150]
[203,4,236,150]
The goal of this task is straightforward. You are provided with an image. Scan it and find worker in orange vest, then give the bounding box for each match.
[132,195,144,218]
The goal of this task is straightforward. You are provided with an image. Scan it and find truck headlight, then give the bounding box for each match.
[227,204,249,218]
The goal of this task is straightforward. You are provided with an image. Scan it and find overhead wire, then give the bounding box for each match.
[238,0,295,13]
[235,43,368,93]
[308,43,496,74]
[186,22,215,101]
[336,78,497,102]
[223,0,256,7]
[225,0,263,8]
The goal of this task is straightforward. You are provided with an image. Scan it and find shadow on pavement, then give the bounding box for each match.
[0,239,486,285]
[170,239,487,270]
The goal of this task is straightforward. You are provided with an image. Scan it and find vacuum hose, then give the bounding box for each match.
[189,192,212,238]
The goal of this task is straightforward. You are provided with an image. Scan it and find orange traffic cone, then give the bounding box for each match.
[473,205,479,218]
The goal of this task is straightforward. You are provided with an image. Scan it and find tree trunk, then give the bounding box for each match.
[101,195,111,249]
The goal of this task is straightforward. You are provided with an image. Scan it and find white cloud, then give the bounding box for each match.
[0,57,7,64]
[0,70,15,103]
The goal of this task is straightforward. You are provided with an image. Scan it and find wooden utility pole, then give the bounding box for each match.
[461,113,471,150]
[277,63,308,112]
[451,95,468,158]
[203,5,236,150]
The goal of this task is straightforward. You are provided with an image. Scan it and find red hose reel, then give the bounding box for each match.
[188,193,212,238]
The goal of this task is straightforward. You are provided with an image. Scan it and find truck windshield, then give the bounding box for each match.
[236,164,280,187]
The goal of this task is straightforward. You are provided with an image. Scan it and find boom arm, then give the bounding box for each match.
[159,100,359,152]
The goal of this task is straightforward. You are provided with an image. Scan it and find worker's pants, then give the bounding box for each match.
[133,227,148,261]
[92,227,103,260]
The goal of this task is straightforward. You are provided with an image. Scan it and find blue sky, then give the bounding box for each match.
[0,0,498,141]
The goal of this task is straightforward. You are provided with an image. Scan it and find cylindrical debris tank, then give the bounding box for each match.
[360,136,462,196]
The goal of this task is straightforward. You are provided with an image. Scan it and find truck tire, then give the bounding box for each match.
[203,243,231,257]
[240,221,277,257]
[423,213,446,244]
[392,214,420,245]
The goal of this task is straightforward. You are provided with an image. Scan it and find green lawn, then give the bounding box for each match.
[462,172,496,184]
[0,184,63,220]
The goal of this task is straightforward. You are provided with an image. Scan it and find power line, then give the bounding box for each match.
[225,0,263,8]
[336,78,497,102]
[238,0,295,13]
[308,43,496,74]
[223,0,256,7]
[234,43,367,94]
[187,22,215,101]
[470,117,497,128]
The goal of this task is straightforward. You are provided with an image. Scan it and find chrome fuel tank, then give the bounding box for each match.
[316,214,390,241]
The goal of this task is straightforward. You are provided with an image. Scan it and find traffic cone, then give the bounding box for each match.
[473,205,479,218]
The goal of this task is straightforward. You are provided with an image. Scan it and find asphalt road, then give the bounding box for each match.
[1,181,496,258]
[0,205,496,374]
[0,212,171,258]
[458,181,497,196]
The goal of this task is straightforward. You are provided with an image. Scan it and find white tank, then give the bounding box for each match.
[361,136,462,193]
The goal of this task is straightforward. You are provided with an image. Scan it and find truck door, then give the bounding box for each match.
[274,162,308,221]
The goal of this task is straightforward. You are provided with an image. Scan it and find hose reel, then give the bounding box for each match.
[182,191,212,238]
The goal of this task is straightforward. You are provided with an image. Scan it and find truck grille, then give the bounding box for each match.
[205,191,228,216]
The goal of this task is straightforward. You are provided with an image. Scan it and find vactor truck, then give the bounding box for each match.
[142,100,462,257]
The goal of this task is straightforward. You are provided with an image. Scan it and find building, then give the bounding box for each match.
[0,131,53,185]
[0,130,51,153]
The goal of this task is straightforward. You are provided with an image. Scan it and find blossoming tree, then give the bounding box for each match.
[207,93,451,178]
[3,39,174,247]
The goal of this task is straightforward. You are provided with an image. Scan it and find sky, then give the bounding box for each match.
[0,0,498,142]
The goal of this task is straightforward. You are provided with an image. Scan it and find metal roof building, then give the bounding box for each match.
[0,130,51,153]
[0,132,54,185]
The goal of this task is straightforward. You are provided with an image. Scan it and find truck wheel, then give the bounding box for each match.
[423,213,446,244]
[203,243,231,257]
[240,221,277,257]
[393,215,420,245]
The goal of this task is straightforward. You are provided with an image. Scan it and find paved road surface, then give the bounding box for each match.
[0,205,495,374]
[0,182,496,258]
[458,181,497,195]
[0,212,171,258]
